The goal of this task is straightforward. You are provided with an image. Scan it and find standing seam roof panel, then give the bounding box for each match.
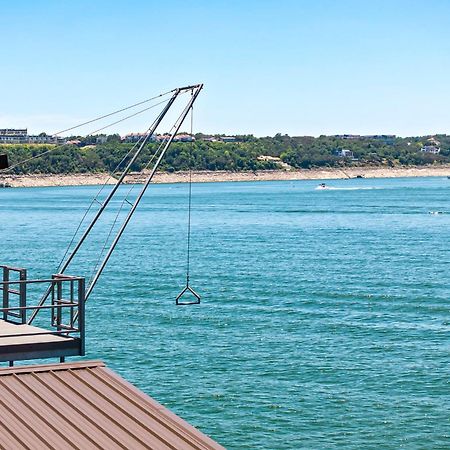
[0,361,225,450]
[100,366,221,450]
[47,370,156,450]
[53,369,173,450]
[27,371,126,450]
[81,367,214,449]
[5,373,106,450]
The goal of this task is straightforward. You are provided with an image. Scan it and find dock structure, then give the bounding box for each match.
[0,85,219,448]
[0,265,85,364]
[0,360,224,449]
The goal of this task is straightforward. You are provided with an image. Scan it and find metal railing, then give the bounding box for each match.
[2,265,27,323]
[0,266,85,355]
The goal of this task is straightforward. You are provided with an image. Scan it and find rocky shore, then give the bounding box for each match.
[1,166,449,188]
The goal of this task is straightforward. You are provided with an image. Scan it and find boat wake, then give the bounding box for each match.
[315,186,381,191]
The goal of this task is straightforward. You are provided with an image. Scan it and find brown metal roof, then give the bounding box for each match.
[0,360,224,450]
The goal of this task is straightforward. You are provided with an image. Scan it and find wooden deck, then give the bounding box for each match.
[0,319,82,362]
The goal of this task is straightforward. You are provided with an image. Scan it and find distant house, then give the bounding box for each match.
[257,155,292,170]
[154,134,195,142]
[421,145,441,154]
[0,128,28,144]
[122,133,156,143]
[334,134,360,140]
[174,134,195,142]
[65,139,82,146]
[27,135,62,144]
[0,129,63,144]
[221,136,237,142]
[335,149,354,158]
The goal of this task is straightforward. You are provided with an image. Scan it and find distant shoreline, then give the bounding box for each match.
[1,165,450,188]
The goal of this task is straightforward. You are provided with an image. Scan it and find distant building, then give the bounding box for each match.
[421,145,441,154]
[154,134,195,142]
[122,133,156,143]
[174,133,195,142]
[28,135,64,144]
[364,134,396,144]
[156,134,171,142]
[65,139,82,146]
[221,136,237,142]
[0,129,64,144]
[334,134,360,140]
[335,149,355,158]
[0,128,28,143]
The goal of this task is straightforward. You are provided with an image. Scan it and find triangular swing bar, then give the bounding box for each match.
[176,280,201,306]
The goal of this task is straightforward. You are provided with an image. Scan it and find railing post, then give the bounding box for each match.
[19,268,27,324]
[56,277,63,331]
[78,278,85,356]
[2,267,8,321]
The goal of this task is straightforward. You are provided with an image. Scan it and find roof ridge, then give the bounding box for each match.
[0,360,105,376]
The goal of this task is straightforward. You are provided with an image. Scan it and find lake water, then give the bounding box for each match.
[0,177,449,449]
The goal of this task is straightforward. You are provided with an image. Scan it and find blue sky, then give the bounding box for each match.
[1,0,449,136]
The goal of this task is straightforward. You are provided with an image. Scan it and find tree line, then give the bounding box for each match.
[1,134,449,174]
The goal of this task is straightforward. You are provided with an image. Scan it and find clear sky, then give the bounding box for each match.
[1,0,450,137]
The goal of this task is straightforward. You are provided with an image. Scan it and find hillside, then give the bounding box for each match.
[1,134,449,174]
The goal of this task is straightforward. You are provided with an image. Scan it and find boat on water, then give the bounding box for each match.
[315,183,330,190]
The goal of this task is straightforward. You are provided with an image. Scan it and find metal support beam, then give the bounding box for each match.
[29,84,203,324]
[84,84,203,301]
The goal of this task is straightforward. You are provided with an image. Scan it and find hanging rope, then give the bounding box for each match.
[176,90,200,305]
[85,92,193,287]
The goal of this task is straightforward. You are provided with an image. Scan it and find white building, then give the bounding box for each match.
[221,136,236,142]
[0,129,28,143]
[0,129,63,144]
[335,149,354,158]
[122,133,156,143]
[421,145,441,154]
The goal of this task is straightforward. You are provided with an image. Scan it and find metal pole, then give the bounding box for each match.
[2,267,8,321]
[28,89,182,325]
[59,89,180,273]
[84,84,203,301]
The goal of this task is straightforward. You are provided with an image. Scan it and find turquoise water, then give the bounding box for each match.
[0,177,449,449]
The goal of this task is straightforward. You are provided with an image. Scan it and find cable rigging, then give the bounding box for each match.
[0,90,174,174]
[27,83,204,325]
[176,91,201,305]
